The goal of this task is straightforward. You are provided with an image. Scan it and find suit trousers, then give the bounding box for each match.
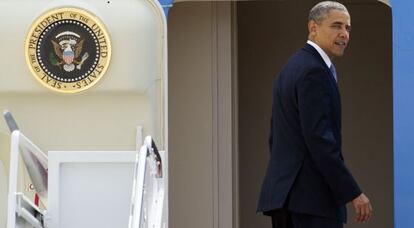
[269,209,343,228]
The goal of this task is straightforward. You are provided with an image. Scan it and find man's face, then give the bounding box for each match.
[309,9,351,59]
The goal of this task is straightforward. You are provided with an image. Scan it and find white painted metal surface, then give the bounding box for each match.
[6,131,47,228]
[0,161,7,228]
[129,136,166,228]
[48,151,135,228]
[0,0,168,227]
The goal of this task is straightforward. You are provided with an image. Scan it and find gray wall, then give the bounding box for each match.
[169,3,235,228]
[168,2,236,227]
[169,3,215,228]
[237,1,392,228]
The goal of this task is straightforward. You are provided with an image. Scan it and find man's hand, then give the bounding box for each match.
[352,193,373,223]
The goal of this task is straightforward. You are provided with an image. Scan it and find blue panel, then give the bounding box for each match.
[392,0,414,227]
[158,0,173,17]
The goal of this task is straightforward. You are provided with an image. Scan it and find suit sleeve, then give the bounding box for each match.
[297,68,362,206]
[268,116,273,154]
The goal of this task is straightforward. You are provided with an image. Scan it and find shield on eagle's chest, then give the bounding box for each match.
[63,49,74,64]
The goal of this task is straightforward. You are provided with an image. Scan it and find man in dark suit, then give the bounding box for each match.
[257,1,373,228]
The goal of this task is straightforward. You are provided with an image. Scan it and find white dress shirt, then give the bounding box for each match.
[307,40,332,69]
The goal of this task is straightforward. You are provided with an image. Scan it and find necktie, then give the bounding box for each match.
[330,64,337,82]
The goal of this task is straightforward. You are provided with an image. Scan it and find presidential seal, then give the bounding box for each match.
[25,8,111,93]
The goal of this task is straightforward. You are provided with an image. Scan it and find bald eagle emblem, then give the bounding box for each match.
[50,31,90,72]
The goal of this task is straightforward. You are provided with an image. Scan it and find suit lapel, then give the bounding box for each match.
[302,44,342,131]
[302,44,340,94]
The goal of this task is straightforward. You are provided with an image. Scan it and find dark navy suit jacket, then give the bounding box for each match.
[257,44,361,222]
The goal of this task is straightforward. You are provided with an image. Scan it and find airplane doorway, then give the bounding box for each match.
[236,1,393,228]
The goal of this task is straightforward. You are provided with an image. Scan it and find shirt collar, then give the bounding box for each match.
[307,40,332,68]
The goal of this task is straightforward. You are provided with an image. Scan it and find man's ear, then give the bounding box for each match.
[308,20,317,35]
